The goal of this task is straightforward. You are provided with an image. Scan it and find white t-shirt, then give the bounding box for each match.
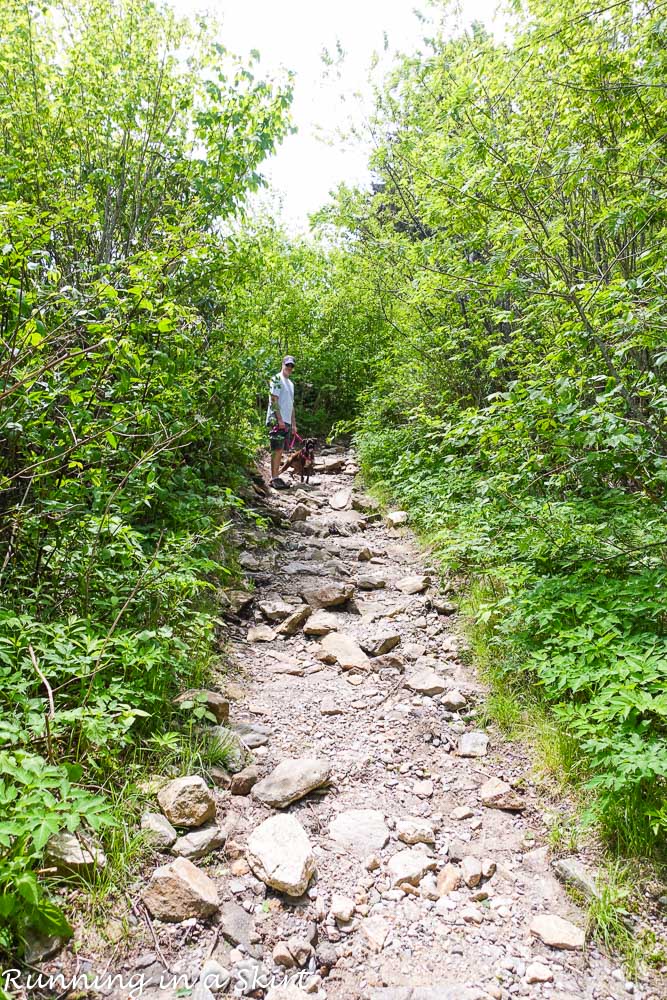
[266,371,294,427]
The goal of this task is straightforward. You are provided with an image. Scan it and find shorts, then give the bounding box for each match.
[268,425,290,451]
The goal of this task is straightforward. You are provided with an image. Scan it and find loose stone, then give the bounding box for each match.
[142,857,219,922]
[252,757,332,808]
[246,814,316,897]
[157,775,216,829]
[529,914,585,950]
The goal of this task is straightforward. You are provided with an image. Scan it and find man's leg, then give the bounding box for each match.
[271,448,283,480]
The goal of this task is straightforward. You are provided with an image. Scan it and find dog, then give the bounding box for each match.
[280,438,316,483]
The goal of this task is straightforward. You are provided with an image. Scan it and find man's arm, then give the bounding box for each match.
[271,393,285,428]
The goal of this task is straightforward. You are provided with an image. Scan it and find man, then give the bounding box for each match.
[266,355,297,489]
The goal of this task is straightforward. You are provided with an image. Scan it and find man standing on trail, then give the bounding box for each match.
[266,355,297,489]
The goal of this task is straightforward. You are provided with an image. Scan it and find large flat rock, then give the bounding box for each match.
[320,632,369,670]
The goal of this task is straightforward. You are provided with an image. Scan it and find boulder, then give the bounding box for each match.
[157,776,216,828]
[173,689,229,723]
[246,814,316,896]
[320,632,369,670]
[457,732,489,757]
[406,668,446,696]
[44,832,106,876]
[141,812,178,850]
[387,848,436,888]
[529,914,585,950]
[396,574,430,595]
[301,582,354,609]
[252,758,332,808]
[275,605,312,637]
[142,857,219,921]
[479,776,525,811]
[171,823,226,860]
[329,809,389,857]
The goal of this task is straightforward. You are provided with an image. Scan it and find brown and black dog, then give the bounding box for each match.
[280,438,316,483]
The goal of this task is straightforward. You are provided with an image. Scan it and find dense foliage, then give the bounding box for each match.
[0,0,299,956]
[323,0,667,854]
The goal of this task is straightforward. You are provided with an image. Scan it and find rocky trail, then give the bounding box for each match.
[43,448,659,1000]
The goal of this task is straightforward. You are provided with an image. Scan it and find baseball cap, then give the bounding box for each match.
[283,355,295,366]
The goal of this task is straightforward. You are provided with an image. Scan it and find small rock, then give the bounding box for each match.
[320,698,344,716]
[461,856,483,888]
[200,959,232,992]
[252,758,331,808]
[246,814,316,896]
[289,504,310,523]
[301,582,354,609]
[142,857,219,921]
[457,732,489,757]
[329,809,389,857]
[450,806,473,822]
[247,624,275,642]
[479,776,525,811]
[273,941,296,968]
[141,812,178,850]
[173,689,230,723]
[357,574,387,591]
[304,610,340,636]
[358,547,372,561]
[231,765,260,796]
[405,668,446,696]
[219,898,256,950]
[413,779,434,798]
[482,858,496,879]
[320,632,369,670]
[157,775,216,829]
[287,935,314,967]
[529,914,585,950]
[396,816,436,845]
[330,489,352,510]
[259,600,295,623]
[461,904,484,924]
[44,832,106,876]
[330,894,355,922]
[275,605,313,637]
[441,689,467,711]
[396,574,430,595]
[361,916,390,952]
[387,848,436,888]
[385,511,408,528]
[552,856,599,900]
[171,823,226,860]
[436,863,461,895]
[525,962,553,984]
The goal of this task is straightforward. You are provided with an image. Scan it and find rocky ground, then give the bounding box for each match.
[29,448,665,1000]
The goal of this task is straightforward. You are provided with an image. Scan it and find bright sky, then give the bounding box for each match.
[172,0,500,231]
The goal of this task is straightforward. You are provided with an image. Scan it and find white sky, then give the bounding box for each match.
[172,0,500,231]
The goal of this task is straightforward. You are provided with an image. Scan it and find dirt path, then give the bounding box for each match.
[194,448,649,1000]
[68,447,658,1000]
